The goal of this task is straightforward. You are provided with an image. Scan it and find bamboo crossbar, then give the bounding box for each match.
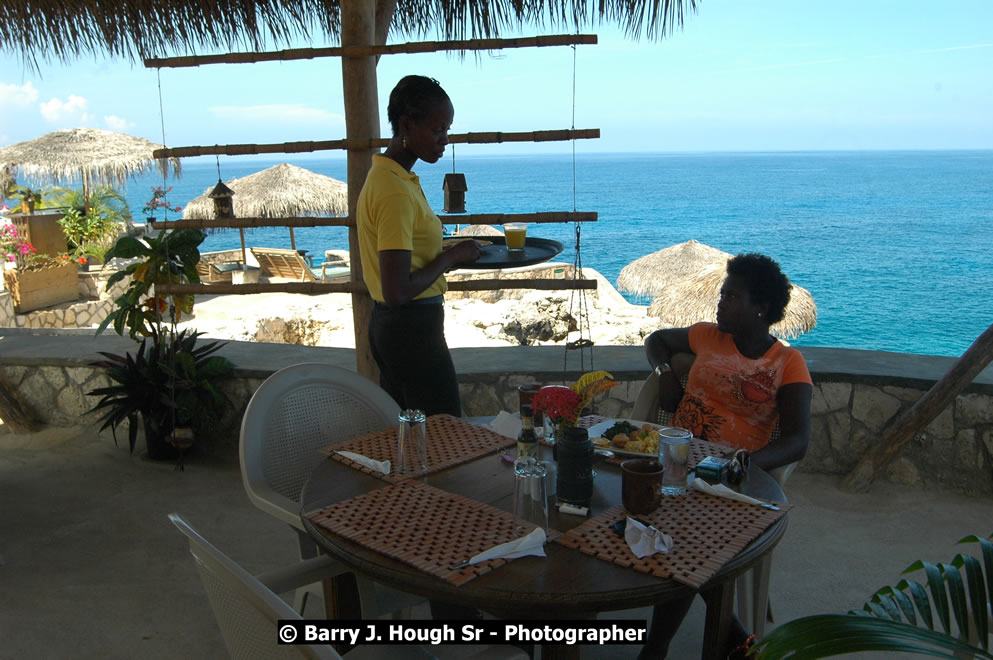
[151,211,596,231]
[154,278,596,296]
[145,34,598,69]
[440,212,597,224]
[152,129,599,158]
[150,216,354,230]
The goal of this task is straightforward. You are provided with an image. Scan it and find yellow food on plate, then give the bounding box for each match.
[611,433,629,448]
[442,238,492,248]
[592,437,610,448]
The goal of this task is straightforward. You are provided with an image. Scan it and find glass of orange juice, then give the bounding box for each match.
[504,223,527,252]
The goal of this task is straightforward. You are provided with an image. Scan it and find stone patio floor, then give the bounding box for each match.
[1,422,990,659]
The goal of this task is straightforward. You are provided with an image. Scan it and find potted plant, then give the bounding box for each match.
[86,228,232,464]
[141,185,182,223]
[52,185,131,267]
[88,326,234,465]
[8,185,46,214]
[0,226,79,312]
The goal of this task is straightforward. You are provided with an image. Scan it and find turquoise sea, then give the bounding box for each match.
[118,150,993,358]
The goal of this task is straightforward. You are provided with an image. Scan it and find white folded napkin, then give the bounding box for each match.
[691,477,767,507]
[469,527,546,564]
[336,450,391,475]
[624,517,673,559]
[489,410,522,440]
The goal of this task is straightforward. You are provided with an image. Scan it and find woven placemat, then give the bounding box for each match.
[305,480,539,586]
[554,491,791,589]
[323,414,514,483]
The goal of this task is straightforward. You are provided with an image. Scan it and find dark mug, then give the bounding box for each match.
[621,458,664,514]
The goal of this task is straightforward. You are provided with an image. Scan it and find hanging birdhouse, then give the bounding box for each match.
[443,173,467,213]
[208,180,235,219]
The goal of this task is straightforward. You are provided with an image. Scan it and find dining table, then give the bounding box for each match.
[300,415,790,660]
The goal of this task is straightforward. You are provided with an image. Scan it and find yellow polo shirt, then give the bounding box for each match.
[357,155,446,303]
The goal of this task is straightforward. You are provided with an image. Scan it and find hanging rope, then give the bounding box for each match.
[563,40,594,377]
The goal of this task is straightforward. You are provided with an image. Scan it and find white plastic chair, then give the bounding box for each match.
[632,353,796,637]
[239,362,420,617]
[169,514,526,660]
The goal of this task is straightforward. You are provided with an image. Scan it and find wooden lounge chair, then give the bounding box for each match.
[249,247,350,282]
[196,261,243,283]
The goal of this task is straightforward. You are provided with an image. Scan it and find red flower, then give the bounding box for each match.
[532,386,581,427]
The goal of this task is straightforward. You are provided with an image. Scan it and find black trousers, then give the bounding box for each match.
[369,300,461,417]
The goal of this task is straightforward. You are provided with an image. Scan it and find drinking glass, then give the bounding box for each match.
[503,223,527,252]
[396,409,427,478]
[512,457,549,534]
[659,427,692,495]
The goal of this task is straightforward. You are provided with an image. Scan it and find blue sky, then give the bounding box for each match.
[1,0,991,156]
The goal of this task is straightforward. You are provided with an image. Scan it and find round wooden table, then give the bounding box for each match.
[302,440,788,660]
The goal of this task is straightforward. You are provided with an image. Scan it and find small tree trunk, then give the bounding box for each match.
[840,322,993,492]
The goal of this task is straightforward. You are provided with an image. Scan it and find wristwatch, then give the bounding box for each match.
[654,363,673,378]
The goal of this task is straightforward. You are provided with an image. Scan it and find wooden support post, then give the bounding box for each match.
[0,376,39,433]
[341,0,381,382]
[840,322,993,492]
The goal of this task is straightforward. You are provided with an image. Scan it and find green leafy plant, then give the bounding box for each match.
[87,327,234,463]
[752,534,993,659]
[8,184,55,213]
[97,229,205,339]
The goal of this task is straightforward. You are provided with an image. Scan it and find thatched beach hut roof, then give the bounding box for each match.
[648,264,818,339]
[183,163,347,221]
[0,128,181,189]
[617,240,733,298]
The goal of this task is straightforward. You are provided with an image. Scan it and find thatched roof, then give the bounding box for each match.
[454,224,503,237]
[648,264,818,340]
[617,240,732,297]
[0,128,181,188]
[2,1,698,65]
[183,163,347,220]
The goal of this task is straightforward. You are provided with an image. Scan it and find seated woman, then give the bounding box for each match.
[640,252,812,658]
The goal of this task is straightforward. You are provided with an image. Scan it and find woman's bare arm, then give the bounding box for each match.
[644,328,693,413]
[750,382,812,471]
[379,240,479,305]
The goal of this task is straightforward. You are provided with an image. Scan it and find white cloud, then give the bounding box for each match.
[0,81,39,107]
[104,115,134,131]
[207,103,344,124]
[40,94,90,123]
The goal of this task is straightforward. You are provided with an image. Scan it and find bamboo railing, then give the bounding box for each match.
[153,278,598,296]
[152,129,599,159]
[149,211,598,231]
[145,34,597,68]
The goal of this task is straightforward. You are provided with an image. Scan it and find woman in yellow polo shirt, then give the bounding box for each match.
[357,75,480,416]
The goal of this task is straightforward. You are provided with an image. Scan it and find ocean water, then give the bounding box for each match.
[118,150,993,358]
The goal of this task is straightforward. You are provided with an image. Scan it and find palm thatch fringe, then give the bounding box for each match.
[617,239,732,297]
[2,1,698,65]
[648,265,818,339]
[146,33,598,68]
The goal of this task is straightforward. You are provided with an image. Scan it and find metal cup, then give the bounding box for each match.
[513,457,549,534]
[396,409,427,478]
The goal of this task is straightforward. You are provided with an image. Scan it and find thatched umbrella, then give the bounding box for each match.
[454,224,503,237]
[183,162,348,262]
[0,128,181,213]
[617,240,733,297]
[648,264,818,339]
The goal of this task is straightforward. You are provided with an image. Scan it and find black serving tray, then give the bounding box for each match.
[453,236,564,270]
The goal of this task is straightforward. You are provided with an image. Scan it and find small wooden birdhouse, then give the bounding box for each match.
[443,173,467,213]
[208,180,235,219]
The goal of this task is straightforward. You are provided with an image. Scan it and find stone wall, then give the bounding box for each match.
[1,270,130,330]
[2,338,990,496]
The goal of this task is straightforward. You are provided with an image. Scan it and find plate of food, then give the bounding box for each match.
[586,419,664,459]
[442,237,493,249]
